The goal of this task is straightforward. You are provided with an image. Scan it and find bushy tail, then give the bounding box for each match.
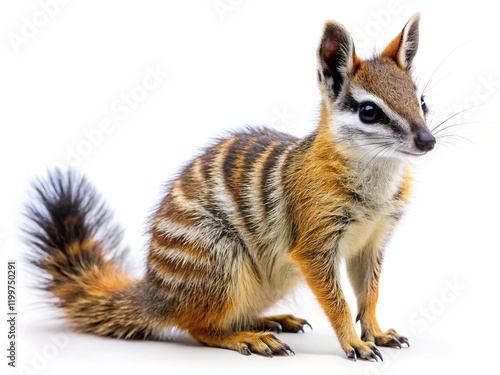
[23,169,164,339]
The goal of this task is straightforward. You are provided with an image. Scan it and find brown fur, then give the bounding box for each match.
[354,59,422,123]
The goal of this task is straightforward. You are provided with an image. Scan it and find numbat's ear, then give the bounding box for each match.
[382,13,420,70]
[317,21,360,98]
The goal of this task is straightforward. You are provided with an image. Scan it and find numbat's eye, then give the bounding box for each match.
[420,96,428,114]
[359,102,385,124]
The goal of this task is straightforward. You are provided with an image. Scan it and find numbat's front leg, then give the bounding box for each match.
[347,219,410,350]
[291,244,384,362]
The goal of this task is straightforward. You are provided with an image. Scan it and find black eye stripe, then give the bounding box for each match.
[388,121,406,135]
[339,93,359,112]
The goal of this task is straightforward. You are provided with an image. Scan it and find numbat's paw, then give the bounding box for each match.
[191,329,295,358]
[255,314,312,333]
[344,339,383,362]
[234,332,295,357]
[362,328,410,349]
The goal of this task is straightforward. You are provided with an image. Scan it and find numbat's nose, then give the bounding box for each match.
[415,130,436,152]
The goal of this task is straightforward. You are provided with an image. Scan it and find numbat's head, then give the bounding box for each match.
[317,13,435,158]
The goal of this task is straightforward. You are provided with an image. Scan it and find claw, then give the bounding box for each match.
[239,346,252,356]
[279,346,290,356]
[279,344,295,356]
[387,336,402,349]
[372,347,384,362]
[264,348,273,358]
[399,336,410,348]
[286,319,311,333]
[263,321,282,333]
[347,350,357,362]
[303,321,313,332]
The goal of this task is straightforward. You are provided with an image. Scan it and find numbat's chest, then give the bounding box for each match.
[337,214,397,260]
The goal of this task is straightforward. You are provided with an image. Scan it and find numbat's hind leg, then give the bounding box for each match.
[253,314,312,333]
[189,329,294,357]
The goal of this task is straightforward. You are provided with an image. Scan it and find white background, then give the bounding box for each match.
[1,1,499,374]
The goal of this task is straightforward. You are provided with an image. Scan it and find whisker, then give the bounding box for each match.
[380,146,398,172]
[361,144,393,173]
[334,138,395,155]
[430,104,485,134]
[435,139,468,152]
[420,41,471,96]
[435,133,479,148]
[422,72,453,95]
[432,121,491,136]
[356,143,389,162]
[352,143,387,164]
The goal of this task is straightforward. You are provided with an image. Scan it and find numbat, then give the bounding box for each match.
[25,13,435,361]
